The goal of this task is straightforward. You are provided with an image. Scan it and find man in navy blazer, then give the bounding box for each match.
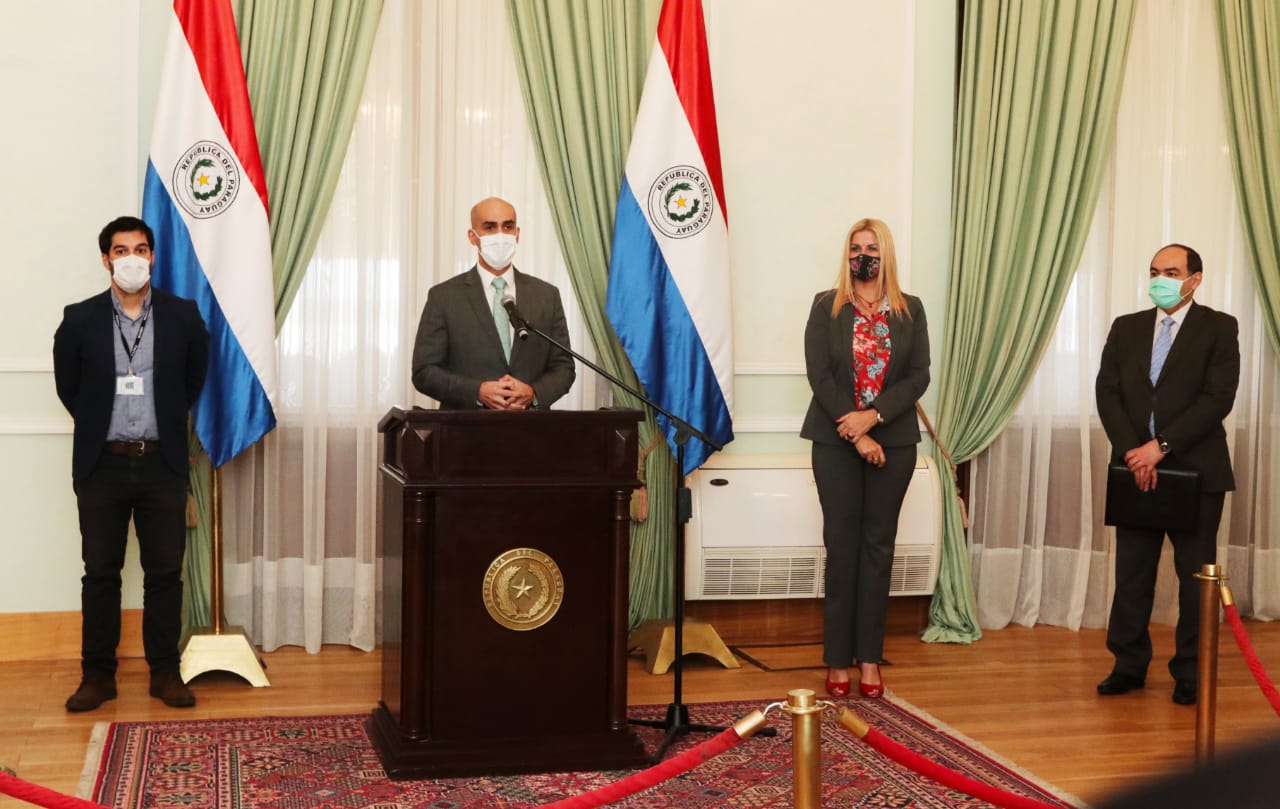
[412,197,575,409]
[53,216,209,711]
[1095,243,1239,706]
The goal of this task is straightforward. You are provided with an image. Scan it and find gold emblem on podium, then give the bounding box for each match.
[482,548,564,631]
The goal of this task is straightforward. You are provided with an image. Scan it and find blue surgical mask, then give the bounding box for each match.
[1148,275,1186,310]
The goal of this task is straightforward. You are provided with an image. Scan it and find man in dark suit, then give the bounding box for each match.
[1095,243,1239,705]
[53,216,209,711]
[412,197,575,409]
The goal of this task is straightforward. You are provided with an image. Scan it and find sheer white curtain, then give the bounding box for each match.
[222,0,598,652]
[969,0,1280,631]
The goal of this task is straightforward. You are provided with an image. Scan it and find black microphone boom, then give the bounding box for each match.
[501,295,530,339]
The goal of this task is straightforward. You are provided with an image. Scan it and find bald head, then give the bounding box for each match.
[470,197,518,233]
[468,197,520,273]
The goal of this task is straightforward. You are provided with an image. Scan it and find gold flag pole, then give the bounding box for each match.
[179,464,270,687]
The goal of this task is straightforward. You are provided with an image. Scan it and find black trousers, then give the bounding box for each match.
[1107,491,1225,684]
[812,441,916,668]
[74,452,188,677]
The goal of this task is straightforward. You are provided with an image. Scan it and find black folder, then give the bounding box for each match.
[1104,463,1200,532]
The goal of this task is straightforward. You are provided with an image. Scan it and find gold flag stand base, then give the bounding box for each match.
[180,626,270,687]
[628,618,740,675]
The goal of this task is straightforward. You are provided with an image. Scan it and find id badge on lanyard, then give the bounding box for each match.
[114,304,150,397]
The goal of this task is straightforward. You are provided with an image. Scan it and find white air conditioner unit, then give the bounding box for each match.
[685,453,942,599]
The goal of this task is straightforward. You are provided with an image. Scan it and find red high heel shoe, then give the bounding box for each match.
[825,674,851,698]
[858,680,884,699]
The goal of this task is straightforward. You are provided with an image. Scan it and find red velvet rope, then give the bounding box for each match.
[0,772,107,809]
[858,727,1064,809]
[541,727,742,809]
[1222,602,1280,716]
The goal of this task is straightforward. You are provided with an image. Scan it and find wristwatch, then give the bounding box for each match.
[1156,435,1171,455]
[875,409,884,424]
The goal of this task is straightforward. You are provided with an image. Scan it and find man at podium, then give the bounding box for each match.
[412,197,575,409]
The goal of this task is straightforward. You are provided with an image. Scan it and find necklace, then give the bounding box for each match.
[854,292,882,310]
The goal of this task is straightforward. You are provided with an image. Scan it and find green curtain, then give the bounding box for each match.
[182,0,385,629]
[1215,0,1280,358]
[232,0,386,330]
[925,0,1136,642]
[182,429,214,627]
[505,0,674,628]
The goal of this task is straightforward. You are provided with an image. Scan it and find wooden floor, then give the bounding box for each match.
[1,621,1278,808]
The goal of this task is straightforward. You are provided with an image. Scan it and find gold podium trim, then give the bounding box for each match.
[628,619,740,674]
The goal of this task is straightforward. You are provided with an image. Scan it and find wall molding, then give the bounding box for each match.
[0,359,54,373]
[734,416,803,434]
[735,363,805,376]
[0,418,73,435]
[0,610,142,661]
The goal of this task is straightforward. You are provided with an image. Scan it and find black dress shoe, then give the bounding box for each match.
[1097,671,1145,695]
[149,670,196,708]
[1172,680,1197,705]
[66,675,117,712]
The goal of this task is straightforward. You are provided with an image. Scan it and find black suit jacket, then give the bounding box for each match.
[801,291,930,447]
[1095,301,1239,492]
[53,288,209,481]
[411,266,576,409]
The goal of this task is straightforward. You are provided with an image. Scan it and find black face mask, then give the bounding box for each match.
[850,253,881,282]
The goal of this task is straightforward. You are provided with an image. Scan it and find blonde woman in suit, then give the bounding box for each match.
[801,218,930,699]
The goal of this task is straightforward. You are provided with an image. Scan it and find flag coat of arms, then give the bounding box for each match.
[142,0,277,468]
[607,0,733,475]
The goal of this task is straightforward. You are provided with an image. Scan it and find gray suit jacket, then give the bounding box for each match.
[800,291,930,448]
[1095,301,1239,492]
[411,266,576,408]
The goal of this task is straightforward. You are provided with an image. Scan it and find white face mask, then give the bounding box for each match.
[111,255,151,294]
[477,233,517,270]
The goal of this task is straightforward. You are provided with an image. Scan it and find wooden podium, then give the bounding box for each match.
[367,407,649,778]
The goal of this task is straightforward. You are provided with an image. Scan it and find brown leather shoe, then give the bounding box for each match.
[66,675,117,712]
[149,670,196,708]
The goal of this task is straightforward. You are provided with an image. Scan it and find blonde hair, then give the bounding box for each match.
[829,218,910,317]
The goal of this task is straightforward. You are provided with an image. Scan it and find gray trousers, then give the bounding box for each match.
[813,441,916,668]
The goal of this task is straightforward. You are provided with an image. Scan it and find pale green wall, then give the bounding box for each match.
[708,0,956,457]
[0,0,168,613]
[0,1,957,614]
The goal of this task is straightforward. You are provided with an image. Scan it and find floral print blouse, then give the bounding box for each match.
[852,298,892,409]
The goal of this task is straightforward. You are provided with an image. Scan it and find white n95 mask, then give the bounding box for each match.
[112,255,151,293]
[478,233,517,270]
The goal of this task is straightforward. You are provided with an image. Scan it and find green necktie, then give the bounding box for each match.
[491,276,511,361]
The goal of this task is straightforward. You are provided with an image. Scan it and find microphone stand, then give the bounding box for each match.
[506,309,775,762]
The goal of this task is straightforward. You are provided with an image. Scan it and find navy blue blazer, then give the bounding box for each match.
[53,288,209,481]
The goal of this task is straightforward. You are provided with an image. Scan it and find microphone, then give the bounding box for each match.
[501,295,530,339]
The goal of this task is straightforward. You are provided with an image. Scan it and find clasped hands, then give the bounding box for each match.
[1124,439,1167,492]
[479,375,536,410]
[836,410,885,467]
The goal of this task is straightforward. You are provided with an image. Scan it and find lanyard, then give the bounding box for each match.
[112,303,151,376]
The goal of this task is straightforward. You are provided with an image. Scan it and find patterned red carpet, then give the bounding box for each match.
[85,697,1080,808]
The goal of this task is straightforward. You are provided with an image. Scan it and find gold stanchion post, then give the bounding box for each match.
[1193,563,1225,768]
[784,689,824,809]
[179,465,270,687]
